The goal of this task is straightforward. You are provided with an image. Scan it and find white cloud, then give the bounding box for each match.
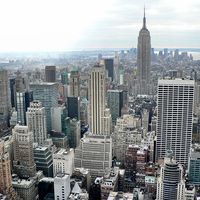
[0,0,199,51]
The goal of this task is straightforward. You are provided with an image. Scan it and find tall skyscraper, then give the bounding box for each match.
[80,98,88,126]
[0,70,10,128]
[137,8,151,95]
[15,71,25,92]
[16,90,33,125]
[156,79,194,166]
[114,52,120,83]
[30,82,59,132]
[9,77,16,108]
[69,70,80,97]
[156,150,185,200]
[67,96,80,120]
[61,71,69,85]
[107,89,123,123]
[88,64,106,135]
[51,105,67,133]
[13,124,36,178]
[45,66,56,82]
[65,117,80,148]
[103,58,114,81]
[26,100,47,145]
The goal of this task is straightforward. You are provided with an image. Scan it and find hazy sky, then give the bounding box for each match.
[0,0,200,52]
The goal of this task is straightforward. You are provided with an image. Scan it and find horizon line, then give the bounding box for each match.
[0,47,199,54]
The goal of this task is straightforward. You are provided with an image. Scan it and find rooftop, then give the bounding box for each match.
[108,192,133,200]
[12,178,35,188]
[158,78,194,86]
[40,177,54,183]
[30,82,58,86]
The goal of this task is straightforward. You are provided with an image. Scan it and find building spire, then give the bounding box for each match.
[143,6,146,28]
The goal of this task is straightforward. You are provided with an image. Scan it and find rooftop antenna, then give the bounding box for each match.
[143,5,146,28]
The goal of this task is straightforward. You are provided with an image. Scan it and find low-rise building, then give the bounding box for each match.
[107,191,134,200]
[188,149,200,185]
[54,173,70,200]
[75,134,112,179]
[71,168,91,192]
[185,185,195,200]
[34,146,53,177]
[100,167,119,200]
[12,176,38,200]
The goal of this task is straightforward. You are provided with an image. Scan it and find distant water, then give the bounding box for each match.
[189,52,200,60]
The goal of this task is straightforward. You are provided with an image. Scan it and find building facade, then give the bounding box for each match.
[188,150,200,185]
[54,173,70,200]
[69,70,80,97]
[64,118,81,148]
[30,82,59,133]
[88,64,106,134]
[12,177,37,200]
[53,148,74,177]
[0,140,17,199]
[51,105,67,132]
[88,64,111,135]
[67,96,80,120]
[156,151,185,200]
[45,66,56,82]
[34,146,53,177]
[107,90,123,124]
[103,58,114,81]
[0,70,10,128]
[16,90,33,125]
[12,124,36,178]
[74,135,112,179]
[26,100,47,145]
[156,79,194,166]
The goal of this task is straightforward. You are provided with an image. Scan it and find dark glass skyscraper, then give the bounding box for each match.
[107,90,123,123]
[45,66,56,82]
[103,58,114,81]
[67,96,80,120]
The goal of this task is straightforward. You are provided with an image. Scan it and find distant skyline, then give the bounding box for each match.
[0,0,200,52]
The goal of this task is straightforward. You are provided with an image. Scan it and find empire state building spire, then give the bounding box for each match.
[137,8,151,95]
[143,6,146,29]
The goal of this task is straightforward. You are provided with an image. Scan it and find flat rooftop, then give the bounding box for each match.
[158,79,194,86]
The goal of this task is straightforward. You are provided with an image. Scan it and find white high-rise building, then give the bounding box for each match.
[74,134,112,179]
[54,173,70,200]
[156,150,185,200]
[51,105,66,132]
[156,79,194,166]
[53,148,74,177]
[26,100,47,145]
[88,64,106,135]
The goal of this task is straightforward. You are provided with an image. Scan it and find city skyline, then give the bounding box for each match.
[0,0,199,52]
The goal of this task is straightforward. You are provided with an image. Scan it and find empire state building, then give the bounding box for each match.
[137,9,151,95]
